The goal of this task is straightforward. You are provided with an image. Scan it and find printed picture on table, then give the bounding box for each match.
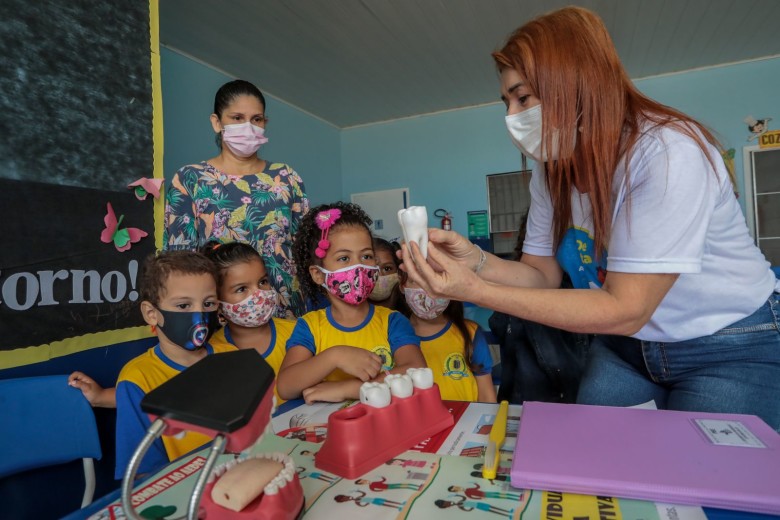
[303,454,439,518]
[277,424,328,443]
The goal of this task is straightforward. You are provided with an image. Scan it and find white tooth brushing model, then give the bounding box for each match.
[398,206,428,259]
[359,382,392,408]
[407,367,434,389]
[385,373,414,398]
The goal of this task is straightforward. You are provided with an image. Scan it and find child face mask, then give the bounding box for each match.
[156,309,219,350]
[317,264,379,305]
[369,273,400,301]
[220,287,277,328]
[403,287,450,320]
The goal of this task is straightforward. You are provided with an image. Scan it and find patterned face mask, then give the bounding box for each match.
[220,287,277,328]
[403,287,450,320]
[156,309,219,350]
[369,273,400,301]
[317,264,379,305]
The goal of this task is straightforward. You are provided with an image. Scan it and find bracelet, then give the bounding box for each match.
[473,244,487,274]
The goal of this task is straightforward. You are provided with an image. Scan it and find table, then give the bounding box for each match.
[69,401,779,520]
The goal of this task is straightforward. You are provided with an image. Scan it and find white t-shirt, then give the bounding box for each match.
[523,124,777,342]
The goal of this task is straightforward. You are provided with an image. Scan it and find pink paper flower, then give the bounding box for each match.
[127,177,163,200]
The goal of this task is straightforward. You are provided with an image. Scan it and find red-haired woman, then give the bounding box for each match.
[403,7,780,430]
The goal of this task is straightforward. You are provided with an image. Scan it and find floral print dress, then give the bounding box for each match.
[163,161,310,318]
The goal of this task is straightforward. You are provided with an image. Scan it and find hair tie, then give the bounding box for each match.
[315,209,342,258]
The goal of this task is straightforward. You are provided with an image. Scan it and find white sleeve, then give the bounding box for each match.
[607,130,719,274]
[522,164,556,258]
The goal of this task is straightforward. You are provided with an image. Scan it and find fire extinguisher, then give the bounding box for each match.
[434,208,452,231]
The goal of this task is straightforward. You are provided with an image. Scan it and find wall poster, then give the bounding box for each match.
[0,0,163,368]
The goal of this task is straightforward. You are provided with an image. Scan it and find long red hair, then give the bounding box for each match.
[493,7,721,256]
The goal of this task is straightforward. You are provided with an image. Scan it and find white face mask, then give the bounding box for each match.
[505,104,543,161]
[505,105,573,163]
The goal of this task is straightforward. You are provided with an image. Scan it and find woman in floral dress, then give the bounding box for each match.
[163,80,310,318]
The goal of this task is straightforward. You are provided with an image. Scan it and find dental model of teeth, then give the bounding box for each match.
[315,367,453,478]
[398,206,429,258]
[201,452,304,518]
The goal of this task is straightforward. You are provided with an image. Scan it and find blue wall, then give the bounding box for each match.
[161,47,342,206]
[341,57,780,237]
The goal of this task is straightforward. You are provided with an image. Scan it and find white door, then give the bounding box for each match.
[351,188,409,242]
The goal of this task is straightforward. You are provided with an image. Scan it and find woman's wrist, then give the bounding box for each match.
[471,244,487,273]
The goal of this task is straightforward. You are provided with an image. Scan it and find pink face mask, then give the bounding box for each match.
[403,287,450,320]
[222,121,268,157]
[317,264,379,305]
[219,288,277,327]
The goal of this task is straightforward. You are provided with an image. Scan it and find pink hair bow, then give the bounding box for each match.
[315,209,342,258]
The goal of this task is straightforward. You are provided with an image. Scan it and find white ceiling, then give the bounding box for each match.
[160,0,780,128]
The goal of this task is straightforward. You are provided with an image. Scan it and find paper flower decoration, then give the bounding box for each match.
[127,177,163,200]
[100,202,148,252]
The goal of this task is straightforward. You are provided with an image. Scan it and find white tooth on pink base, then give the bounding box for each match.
[407,367,434,389]
[385,373,414,398]
[359,382,392,408]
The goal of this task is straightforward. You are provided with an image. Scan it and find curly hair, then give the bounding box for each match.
[292,201,373,301]
[139,250,218,306]
[200,240,264,287]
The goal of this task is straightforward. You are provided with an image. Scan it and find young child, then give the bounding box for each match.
[114,250,235,479]
[277,202,426,404]
[202,241,295,402]
[401,278,496,403]
[68,244,296,406]
[368,237,407,313]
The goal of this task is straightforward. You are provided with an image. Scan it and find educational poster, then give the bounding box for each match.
[0,0,162,368]
[86,435,707,520]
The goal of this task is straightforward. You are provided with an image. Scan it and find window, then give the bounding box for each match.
[743,146,780,266]
[486,170,532,258]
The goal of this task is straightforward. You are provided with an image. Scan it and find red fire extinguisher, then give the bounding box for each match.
[434,208,452,231]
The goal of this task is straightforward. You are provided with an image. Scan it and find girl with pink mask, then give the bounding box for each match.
[401,278,496,403]
[202,241,295,404]
[163,80,309,320]
[277,202,426,404]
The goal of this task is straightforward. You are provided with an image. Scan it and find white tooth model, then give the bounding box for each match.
[398,206,429,259]
[359,382,392,408]
[406,367,434,389]
[385,373,414,398]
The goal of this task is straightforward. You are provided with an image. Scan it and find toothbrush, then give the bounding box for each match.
[482,400,508,479]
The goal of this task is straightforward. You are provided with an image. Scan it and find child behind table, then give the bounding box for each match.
[202,241,295,402]
[401,278,496,403]
[368,237,409,314]
[114,250,236,479]
[276,202,426,404]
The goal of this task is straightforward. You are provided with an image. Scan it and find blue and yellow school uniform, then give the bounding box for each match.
[419,320,493,402]
[114,342,236,479]
[286,304,419,382]
[209,317,295,404]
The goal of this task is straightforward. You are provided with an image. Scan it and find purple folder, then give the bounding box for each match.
[510,402,780,515]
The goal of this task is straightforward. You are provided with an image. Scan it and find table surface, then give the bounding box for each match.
[69,401,779,520]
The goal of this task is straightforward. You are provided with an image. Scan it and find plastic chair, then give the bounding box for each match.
[0,374,102,508]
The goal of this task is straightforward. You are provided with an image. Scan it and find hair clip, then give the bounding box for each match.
[315,209,342,258]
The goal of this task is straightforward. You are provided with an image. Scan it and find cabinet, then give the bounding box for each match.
[743,146,780,266]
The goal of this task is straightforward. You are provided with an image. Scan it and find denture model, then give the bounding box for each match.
[398,206,429,258]
[201,452,303,518]
[315,368,452,478]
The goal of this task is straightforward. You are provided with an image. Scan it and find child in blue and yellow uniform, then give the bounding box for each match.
[202,241,294,403]
[277,202,426,404]
[114,251,236,479]
[402,278,496,403]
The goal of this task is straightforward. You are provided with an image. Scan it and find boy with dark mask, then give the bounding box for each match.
[114,251,236,479]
